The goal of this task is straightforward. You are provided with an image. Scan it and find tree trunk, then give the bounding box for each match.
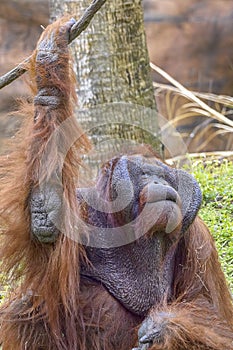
[49,0,161,176]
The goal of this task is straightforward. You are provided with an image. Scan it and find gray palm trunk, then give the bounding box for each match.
[49,0,161,177]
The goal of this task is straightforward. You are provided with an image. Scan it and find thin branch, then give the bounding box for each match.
[69,0,106,42]
[0,0,107,90]
[0,57,31,90]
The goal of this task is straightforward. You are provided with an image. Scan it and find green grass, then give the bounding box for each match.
[192,159,233,291]
[0,159,232,301]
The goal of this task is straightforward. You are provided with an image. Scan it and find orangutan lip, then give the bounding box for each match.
[140,183,181,207]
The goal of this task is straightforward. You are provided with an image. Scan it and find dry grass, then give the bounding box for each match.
[150,63,233,155]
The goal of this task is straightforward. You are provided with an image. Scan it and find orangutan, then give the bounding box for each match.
[0,17,232,350]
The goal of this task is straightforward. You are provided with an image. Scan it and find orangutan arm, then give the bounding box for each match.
[133,302,233,350]
[29,18,91,243]
[132,218,233,350]
[33,18,76,117]
[28,19,75,243]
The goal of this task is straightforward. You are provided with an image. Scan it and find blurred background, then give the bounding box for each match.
[0,0,233,155]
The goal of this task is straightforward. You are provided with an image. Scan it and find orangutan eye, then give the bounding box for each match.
[141,170,151,179]
[141,166,154,177]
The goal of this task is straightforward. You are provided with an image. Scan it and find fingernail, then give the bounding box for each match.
[139,335,151,344]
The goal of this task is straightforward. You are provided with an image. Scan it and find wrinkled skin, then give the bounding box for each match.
[2,18,232,350]
[30,154,202,347]
[132,314,171,350]
[78,155,202,316]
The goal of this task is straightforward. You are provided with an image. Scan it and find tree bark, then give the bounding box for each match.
[49,0,161,175]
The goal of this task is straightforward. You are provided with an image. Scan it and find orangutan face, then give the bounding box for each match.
[77,155,202,315]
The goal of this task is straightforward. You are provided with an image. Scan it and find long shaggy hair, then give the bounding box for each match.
[147,217,233,350]
[0,17,232,350]
[0,18,91,349]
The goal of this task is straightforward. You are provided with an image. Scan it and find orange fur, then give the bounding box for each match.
[0,18,91,349]
[147,217,233,350]
[0,17,232,350]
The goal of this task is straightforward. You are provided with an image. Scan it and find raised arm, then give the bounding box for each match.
[28,18,91,243]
